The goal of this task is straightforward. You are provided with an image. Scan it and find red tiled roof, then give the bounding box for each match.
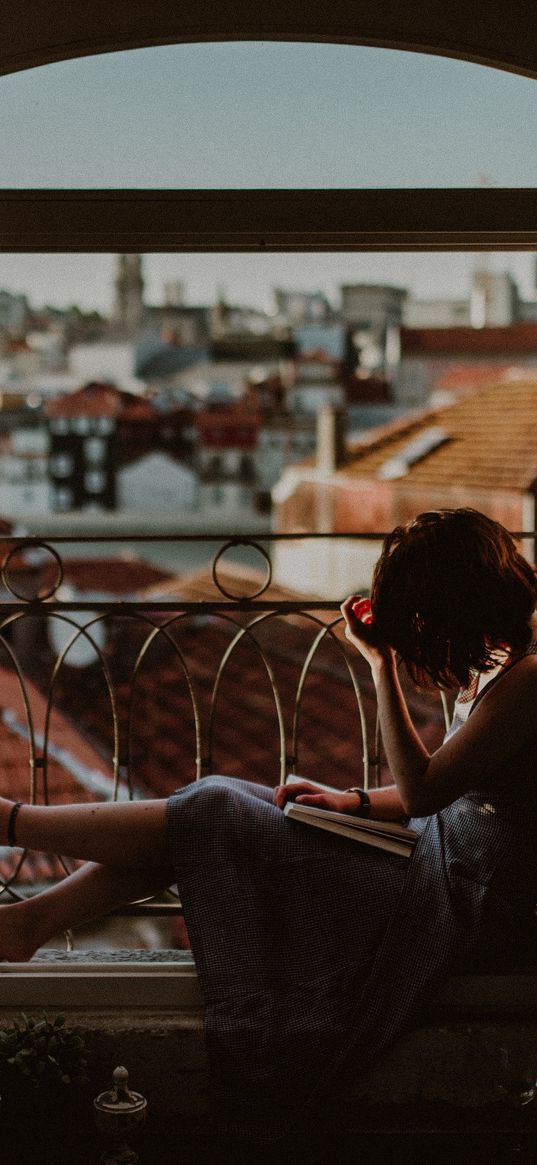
[401,323,537,355]
[142,561,311,604]
[340,378,537,494]
[45,382,155,419]
[434,363,530,391]
[41,555,174,597]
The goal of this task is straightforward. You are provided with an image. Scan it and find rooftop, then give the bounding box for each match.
[41,554,173,597]
[45,381,154,419]
[400,322,537,355]
[434,363,531,392]
[341,378,537,493]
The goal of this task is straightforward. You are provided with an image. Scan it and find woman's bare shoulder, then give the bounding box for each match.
[473,651,537,719]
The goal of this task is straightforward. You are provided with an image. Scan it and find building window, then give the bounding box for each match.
[50,418,69,436]
[73,417,91,435]
[84,469,107,494]
[51,452,74,477]
[54,485,74,510]
[84,437,106,464]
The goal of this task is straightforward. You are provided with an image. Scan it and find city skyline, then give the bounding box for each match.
[1,251,536,318]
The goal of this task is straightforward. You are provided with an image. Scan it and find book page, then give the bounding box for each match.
[283,802,416,858]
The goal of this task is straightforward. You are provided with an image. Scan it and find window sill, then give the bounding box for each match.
[0,948,203,1010]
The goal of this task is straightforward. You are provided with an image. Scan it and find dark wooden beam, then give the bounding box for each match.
[0,189,536,252]
[1,1,537,80]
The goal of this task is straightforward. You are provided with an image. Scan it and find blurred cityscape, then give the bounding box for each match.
[2,255,537,588]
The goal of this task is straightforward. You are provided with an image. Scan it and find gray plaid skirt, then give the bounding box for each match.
[166,775,537,1142]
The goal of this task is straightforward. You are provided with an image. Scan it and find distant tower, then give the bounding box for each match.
[114,254,145,333]
[210,285,228,339]
[470,270,518,328]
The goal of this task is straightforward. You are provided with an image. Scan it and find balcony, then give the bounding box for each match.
[2,2,537,1157]
[0,529,449,915]
[0,531,536,1161]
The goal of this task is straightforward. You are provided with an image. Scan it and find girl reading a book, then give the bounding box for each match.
[0,508,536,1145]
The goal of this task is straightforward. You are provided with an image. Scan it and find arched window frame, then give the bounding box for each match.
[0,3,537,251]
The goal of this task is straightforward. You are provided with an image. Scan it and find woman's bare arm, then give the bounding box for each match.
[273,779,407,820]
[361,783,409,820]
[341,596,537,817]
[372,651,537,815]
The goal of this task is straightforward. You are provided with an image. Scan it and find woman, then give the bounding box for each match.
[0,508,537,1143]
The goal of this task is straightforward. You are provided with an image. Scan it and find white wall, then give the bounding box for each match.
[272,537,382,599]
[69,342,145,393]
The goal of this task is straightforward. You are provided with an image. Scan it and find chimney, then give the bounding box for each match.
[316,405,346,474]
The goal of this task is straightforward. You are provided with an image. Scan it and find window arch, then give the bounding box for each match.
[0,3,536,252]
[2,1,537,80]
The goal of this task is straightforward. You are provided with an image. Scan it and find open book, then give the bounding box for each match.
[282,777,417,858]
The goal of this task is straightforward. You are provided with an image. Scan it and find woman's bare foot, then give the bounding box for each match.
[0,900,42,962]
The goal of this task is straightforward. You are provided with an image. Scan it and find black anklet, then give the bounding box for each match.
[7,802,22,847]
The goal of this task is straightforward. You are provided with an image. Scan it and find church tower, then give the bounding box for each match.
[114,254,145,333]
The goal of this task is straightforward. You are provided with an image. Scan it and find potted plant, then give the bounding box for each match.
[0,1013,89,1125]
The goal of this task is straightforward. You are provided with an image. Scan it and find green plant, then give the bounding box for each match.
[0,1013,89,1089]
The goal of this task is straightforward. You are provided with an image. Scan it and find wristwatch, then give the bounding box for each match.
[345,787,372,817]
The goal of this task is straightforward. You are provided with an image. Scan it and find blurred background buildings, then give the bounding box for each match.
[2,254,537,563]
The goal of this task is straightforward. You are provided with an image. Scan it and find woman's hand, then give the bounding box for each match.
[273,780,361,815]
[340,595,393,674]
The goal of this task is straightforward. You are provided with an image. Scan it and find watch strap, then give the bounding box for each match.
[345,787,371,817]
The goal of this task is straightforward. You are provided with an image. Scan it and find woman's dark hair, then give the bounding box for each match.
[370,509,537,688]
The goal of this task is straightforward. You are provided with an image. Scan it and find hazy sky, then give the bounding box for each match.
[0,42,536,312]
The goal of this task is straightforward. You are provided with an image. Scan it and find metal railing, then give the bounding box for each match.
[0,530,479,939]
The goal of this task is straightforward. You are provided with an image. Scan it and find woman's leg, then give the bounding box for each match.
[0,796,169,867]
[0,860,176,962]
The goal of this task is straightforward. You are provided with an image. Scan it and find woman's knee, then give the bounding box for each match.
[172,775,238,819]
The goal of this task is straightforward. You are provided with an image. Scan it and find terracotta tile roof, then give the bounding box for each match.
[0,666,114,790]
[401,323,537,355]
[341,378,537,493]
[142,560,321,604]
[434,363,531,392]
[45,381,156,420]
[41,555,174,597]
